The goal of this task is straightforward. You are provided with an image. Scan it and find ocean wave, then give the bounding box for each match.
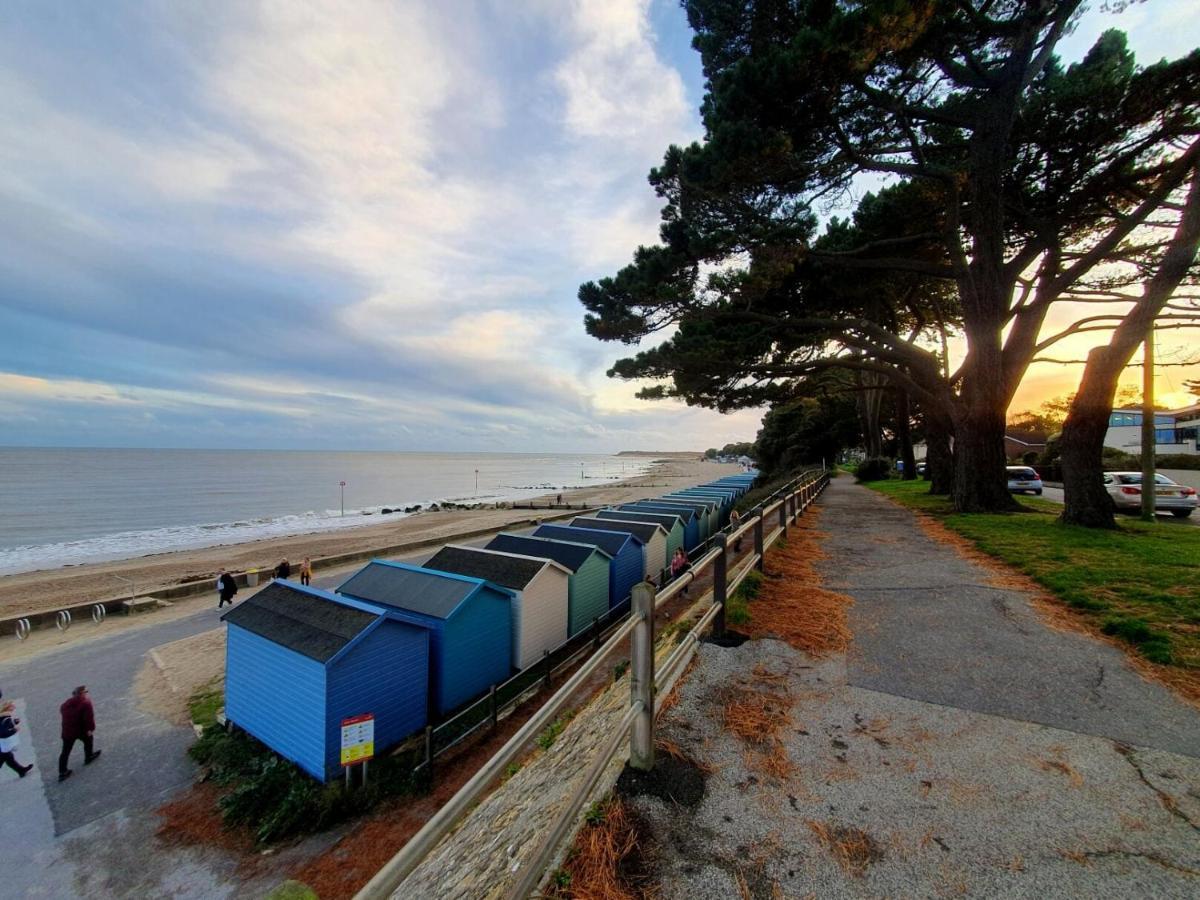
[0,506,421,576]
[0,456,657,576]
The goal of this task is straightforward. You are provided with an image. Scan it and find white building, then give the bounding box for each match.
[1105,404,1200,455]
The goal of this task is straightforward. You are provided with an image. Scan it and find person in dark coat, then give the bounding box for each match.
[273,558,291,580]
[0,690,33,778]
[217,570,238,609]
[59,685,100,781]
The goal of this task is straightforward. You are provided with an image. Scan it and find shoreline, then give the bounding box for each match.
[0,458,739,620]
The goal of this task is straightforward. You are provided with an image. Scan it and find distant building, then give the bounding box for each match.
[1105,404,1200,455]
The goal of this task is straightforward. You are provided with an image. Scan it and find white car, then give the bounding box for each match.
[1006,466,1043,495]
[1103,472,1197,518]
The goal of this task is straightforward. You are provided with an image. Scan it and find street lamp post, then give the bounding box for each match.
[339,480,346,517]
[475,469,479,496]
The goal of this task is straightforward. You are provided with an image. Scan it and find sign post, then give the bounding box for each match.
[340,713,374,787]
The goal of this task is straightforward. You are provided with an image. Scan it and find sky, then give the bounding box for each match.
[0,2,1196,453]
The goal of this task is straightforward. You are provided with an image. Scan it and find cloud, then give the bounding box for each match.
[0,1,761,453]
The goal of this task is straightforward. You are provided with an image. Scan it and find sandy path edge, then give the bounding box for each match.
[0,458,739,620]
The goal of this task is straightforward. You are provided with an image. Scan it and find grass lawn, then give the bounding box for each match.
[866,479,1200,672]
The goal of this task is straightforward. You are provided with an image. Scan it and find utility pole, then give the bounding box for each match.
[339,480,346,517]
[474,468,479,496]
[1141,328,1156,521]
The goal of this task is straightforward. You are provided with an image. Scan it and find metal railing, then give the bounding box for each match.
[355,467,829,900]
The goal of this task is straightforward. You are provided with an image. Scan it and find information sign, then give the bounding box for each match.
[340,713,375,766]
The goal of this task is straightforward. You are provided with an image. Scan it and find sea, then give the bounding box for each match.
[0,448,656,576]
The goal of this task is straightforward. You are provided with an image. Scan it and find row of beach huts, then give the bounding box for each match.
[220,473,757,781]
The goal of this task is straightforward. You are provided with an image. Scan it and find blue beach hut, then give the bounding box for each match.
[485,533,611,638]
[595,509,685,566]
[571,516,668,583]
[531,523,643,613]
[621,502,699,551]
[654,497,718,540]
[222,581,429,783]
[337,560,513,717]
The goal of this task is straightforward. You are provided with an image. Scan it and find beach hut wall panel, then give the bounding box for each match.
[570,516,667,581]
[424,545,569,670]
[531,524,643,612]
[484,534,610,638]
[595,510,684,564]
[336,561,512,716]
[222,582,429,782]
[621,503,699,551]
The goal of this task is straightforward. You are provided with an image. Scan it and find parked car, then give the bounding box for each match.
[916,462,927,476]
[1006,466,1043,495]
[1103,472,1197,517]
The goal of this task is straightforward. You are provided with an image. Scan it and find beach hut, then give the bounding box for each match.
[531,524,643,613]
[222,581,429,783]
[337,560,513,716]
[672,494,734,520]
[655,497,719,539]
[595,509,685,568]
[571,516,668,582]
[424,544,569,670]
[675,488,737,524]
[485,533,610,638]
[620,502,699,551]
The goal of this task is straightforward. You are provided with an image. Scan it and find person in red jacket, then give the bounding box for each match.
[58,685,100,781]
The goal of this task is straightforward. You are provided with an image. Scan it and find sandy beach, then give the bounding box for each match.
[0,456,738,620]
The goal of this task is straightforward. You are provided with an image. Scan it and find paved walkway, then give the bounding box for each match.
[626,478,1200,898]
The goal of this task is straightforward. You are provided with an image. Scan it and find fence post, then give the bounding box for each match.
[543,649,552,691]
[754,509,764,572]
[592,617,601,650]
[778,493,788,538]
[713,533,728,639]
[792,489,800,523]
[630,582,656,771]
[489,684,498,730]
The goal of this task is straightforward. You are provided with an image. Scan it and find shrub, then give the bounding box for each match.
[855,457,893,482]
[190,724,425,845]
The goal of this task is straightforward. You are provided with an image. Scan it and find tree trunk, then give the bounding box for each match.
[1060,164,1200,526]
[953,323,1019,511]
[1058,347,1122,528]
[855,371,885,457]
[896,389,916,480]
[953,406,1016,511]
[925,408,954,495]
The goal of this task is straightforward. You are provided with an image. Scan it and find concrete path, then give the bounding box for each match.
[824,480,1200,756]
[0,526,538,897]
[626,477,1200,898]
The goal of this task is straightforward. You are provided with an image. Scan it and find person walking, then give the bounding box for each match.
[58,685,100,781]
[730,509,743,552]
[217,570,238,609]
[299,557,312,586]
[0,692,33,778]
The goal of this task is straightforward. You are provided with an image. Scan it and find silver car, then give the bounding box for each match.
[1103,472,1197,518]
[1006,466,1043,495]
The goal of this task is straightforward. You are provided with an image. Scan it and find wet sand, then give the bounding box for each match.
[0,457,737,620]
